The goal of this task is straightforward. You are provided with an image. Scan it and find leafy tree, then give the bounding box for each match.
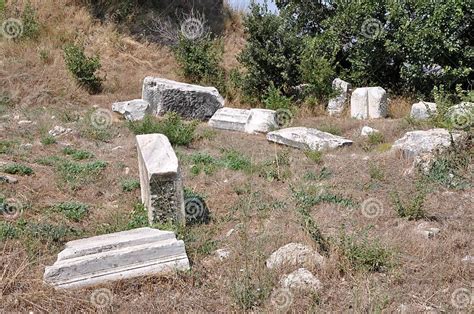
[238,2,303,100]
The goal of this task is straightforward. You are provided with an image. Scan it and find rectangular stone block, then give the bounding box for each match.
[142,77,224,120]
[44,228,190,289]
[136,134,185,225]
[208,107,251,132]
[351,87,388,119]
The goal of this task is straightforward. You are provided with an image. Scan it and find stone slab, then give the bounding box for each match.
[392,128,464,158]
[142,77,224,120]
[267,127,353,151]
[328,78,351,116]
[43,228,190,289]
[112,99,150,121]
[208,108,251,132]
[136,134,185,224]
[245,109,278,134]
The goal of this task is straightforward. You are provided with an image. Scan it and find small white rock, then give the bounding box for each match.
[361,126,379,136]
[20,143,33,149]
[280,268,322,293]
[415,222,440,239]
[266,243,324,269]
[49,126,72,137]
[214,249,231,261]
[0,175,18,184]
[18,120,33,125]
[461,255,474,263]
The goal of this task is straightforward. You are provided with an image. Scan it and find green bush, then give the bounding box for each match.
[174,32,225,91]
[283,0,472,96]
[238,2,302,100]
[128,113,198,146]
[63,44,103,93]
[57,160,107,189]
[2,163,33,176]
[304,150,323,164]
[262,83,293,110]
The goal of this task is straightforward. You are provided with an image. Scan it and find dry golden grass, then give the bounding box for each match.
[1,1,473,313]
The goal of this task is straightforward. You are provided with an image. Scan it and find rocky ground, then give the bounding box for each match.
[1,1,473,312]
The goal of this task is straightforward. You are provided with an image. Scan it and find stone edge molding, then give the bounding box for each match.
[43,227,190,289]
[136,133,185,225]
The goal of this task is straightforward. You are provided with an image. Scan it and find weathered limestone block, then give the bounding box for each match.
[280,268,322,293]
[43,227,190,289]
[136,134,185,225]
[208,108,278,134]
[266,243,324,269]
[327,78,352,116]
[208,107,251,132]
[351,87,388,119]
[267,127,353,151]
[410,101,437,120]
[361,126,379,136]
[112,99,150,121]
[392,128,465,158]
[245,109,278,134]
[142,77,224,120]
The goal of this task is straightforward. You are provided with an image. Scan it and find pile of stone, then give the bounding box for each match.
[44,133,192,289]
[112,77,225,121]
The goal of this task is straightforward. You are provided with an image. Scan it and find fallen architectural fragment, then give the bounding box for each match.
[136,134,185,225]
[266,127,353,151]
[351,87,388,119]
[142,77,224,120]
[43,227,190,289]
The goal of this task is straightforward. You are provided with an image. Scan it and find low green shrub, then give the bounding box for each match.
[63,43,103,93]
[41,135,56,145]
[390,182,426,220]
[62,147,94,160]
[337,228,393,272]
[53,202,89,222]
[2,163,33,176]
[128,113,198,146]
[263,83,293,110]
[121,178,140,192]
[304,150,323,164]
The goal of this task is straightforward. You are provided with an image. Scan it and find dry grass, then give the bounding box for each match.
[1,1,473,312]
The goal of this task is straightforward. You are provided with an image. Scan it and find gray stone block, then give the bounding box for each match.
[142,77,224,120]
[136,134,185,225]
